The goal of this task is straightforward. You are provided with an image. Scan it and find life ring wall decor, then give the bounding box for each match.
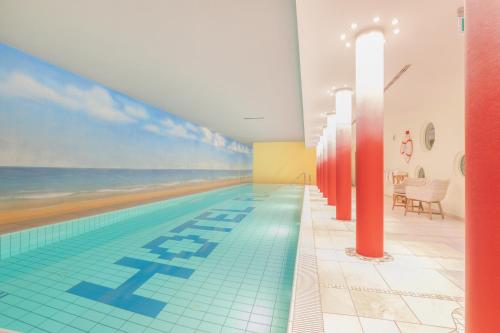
[400,130,413,163]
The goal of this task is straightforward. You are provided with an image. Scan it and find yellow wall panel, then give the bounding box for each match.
[252,142,316,184]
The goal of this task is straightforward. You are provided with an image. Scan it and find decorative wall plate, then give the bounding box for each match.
[400,130,413,163]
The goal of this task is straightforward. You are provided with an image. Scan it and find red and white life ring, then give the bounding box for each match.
[400,130,413,163]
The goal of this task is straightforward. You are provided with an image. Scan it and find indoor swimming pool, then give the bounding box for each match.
[0,184,302,333]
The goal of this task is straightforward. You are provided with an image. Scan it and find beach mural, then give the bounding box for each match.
[0,44,252,223]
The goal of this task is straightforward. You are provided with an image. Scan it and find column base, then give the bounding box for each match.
[345,247,393,262]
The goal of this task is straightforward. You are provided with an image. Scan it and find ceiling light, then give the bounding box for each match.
[392,18,399,25]
[351,23,358,30]
[329,92,334,96]
[373,16,381,23]
[343,84,348,87]
[393,28,400,34]
[332,86,336,90]
[340,34,346,40]
[345,42,351,48]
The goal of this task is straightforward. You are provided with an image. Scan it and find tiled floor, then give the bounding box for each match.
[307,186,464,333]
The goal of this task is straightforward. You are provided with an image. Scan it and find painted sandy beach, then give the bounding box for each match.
[0,178,250,234]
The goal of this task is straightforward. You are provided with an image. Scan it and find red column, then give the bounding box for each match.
[336,127,351,219]
[318,142,323,192]
[323,129,329,198]
[355,30,384,258]
[316,150,320,187]
[327,115,337,206]
[466,1,500,331]
[335,89,352,220]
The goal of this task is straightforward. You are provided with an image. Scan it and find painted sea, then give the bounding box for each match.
[0,167,252,201]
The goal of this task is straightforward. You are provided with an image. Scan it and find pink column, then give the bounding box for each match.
[466,0,500,331]
[355,29,385,258]
[335,89,352,220]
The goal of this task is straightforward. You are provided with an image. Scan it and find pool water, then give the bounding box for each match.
[0,184,302,333]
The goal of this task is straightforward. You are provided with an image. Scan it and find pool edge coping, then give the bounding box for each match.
[287,185,325,333]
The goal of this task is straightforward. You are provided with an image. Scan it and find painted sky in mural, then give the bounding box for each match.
[0,44,252,170]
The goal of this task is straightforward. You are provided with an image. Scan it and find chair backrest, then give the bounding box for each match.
[392,171,408,185]
[405,177,426,187]
[428,179,450,202]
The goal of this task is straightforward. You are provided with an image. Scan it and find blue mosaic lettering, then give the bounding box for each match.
[195,211,245,223]
[212,207,254,213]
[170,220,232,233]
[67,257,194,318]
[143,235,217,260]
[233,197,263,202]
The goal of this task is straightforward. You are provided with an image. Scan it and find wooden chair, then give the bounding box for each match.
[392,171,408,209]
[405,179,450,219]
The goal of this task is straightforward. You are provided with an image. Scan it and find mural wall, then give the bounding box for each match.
[0,44,252,221]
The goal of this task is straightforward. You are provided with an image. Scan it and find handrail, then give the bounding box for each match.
[292,172,312,186]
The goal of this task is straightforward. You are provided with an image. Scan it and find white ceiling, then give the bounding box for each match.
[296,0,464,147]
[0,0,304,144]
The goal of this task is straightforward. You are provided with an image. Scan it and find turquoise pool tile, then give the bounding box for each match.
[246,321,271,333]
[169,325,196,333]
[119,320,147,333]
[90,323,118,332]
[224,317,248,330]
[99,315,126,329]
[198,321,222,333]
[38,318,65,332]
[70,317,97,331]
[203,313,226,325]
[0,185,299,333]
[148,318,175,332]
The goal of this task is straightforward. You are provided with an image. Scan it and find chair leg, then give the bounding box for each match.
[404,198,408,216]
[392,194,395,210]
[438,202,444,219]
[428,202,433,220]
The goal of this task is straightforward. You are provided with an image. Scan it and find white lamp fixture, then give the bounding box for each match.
[339,16,400,51]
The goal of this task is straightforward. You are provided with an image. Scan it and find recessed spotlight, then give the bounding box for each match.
[331,86,336,90]
[393,28,400,34]
[345,42,351,48]
[340,34,346,40]
[392,18,399,25]
[351,23,358,30]
[373,16,381,23]
[329,92,334,96]
[343,84,348,88]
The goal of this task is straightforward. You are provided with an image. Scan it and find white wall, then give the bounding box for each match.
[383,47,465,218]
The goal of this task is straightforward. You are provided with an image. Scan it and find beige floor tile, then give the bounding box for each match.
[320,287,357,315]
[323,313,363,333]
[402,296,460,328]
[385,254,442,269]
[318,260,346,285]
[401,241,463,259]
[315,234,334,249]
[433,258,464,271]
[438,269,465,290]
[396,322,454,333]
[376,265,464,297]
[294,187,466,332]
[341,262,389,289]
[359,317,401,333]
[384,241,414,255]
[350,290,418,323]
